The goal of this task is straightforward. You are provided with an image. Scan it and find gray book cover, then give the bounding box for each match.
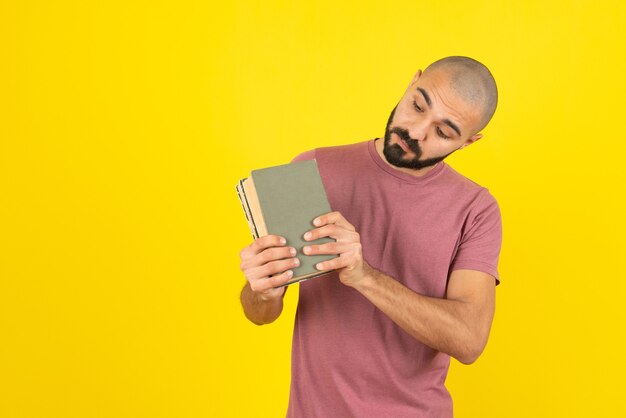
[249,159,337,284]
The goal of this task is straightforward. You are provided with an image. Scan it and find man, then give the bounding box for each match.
[239,56,502,417]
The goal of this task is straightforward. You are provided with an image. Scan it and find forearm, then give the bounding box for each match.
[302,211,493,363]
[240,282,284,325]
[353,267,487,364]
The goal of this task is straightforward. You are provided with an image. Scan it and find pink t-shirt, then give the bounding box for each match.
[287,139,502,417]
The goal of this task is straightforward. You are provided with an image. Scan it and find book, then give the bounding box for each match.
[236,159,337,286]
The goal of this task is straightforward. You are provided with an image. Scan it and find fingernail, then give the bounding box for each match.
[293,258,300,267]
[289,247,296,256]
[316,263,323,270]
[304,232,311,240]
[303,246,311,254]
[313,218,321,226]
[280,237,287,245]
[286,270,293,278]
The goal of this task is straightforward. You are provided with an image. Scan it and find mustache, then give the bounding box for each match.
[389,127,421,154]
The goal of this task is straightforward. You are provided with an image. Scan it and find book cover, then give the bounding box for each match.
[236,159,337,285]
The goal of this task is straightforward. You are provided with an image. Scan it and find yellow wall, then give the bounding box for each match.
[2,1,625,416]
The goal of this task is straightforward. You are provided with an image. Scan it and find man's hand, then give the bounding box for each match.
[239,235,301,301]
[302,211,373,287]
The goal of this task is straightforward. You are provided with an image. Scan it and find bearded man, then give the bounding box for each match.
[239,56,502,418]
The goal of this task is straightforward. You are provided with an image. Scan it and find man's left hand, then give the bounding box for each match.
[302,211,372,287]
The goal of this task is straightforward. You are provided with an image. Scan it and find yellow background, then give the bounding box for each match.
[2,0,625,417]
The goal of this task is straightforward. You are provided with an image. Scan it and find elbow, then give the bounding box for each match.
[455,350,481,365]
[454,339,488,365]
[248,317,265,326]
[454,322,493,365]
[244,311,276,326]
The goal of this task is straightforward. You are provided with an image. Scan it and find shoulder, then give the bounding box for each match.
[438,165,502,229]
[442,164,499,205]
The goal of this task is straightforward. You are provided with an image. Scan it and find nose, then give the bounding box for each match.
[407,118,429,142]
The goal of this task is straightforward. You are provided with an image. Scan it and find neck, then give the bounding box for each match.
[374,138,438,178]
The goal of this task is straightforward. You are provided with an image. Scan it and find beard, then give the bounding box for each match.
[382,105,456,170]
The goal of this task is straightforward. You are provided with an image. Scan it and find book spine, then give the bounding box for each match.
[236,179,259,240]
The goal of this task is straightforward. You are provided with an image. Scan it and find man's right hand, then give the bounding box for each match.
[239,235,301,301]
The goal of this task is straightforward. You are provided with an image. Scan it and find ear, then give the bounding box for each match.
[459,133,483,149]
[408,69,422,87]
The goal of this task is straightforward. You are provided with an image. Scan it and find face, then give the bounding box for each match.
[383,69,483,171]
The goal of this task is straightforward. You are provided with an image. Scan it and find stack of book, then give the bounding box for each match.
[236,159,337,286]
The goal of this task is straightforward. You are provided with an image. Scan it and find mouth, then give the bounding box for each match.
[395,133,412,153]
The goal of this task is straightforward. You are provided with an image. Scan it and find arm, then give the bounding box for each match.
[239,235,301,325]
[303,211,496,364]
[352,267,495,364]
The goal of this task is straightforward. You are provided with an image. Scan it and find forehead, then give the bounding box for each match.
[411,70,464,105]
[408,70,482,133]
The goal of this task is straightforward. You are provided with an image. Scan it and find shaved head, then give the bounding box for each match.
[423,56,498,133]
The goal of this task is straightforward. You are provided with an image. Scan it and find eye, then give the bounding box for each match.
[436,127,451,140]
[412,100,423,113]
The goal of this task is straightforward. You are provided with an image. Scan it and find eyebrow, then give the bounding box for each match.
[443,119,462,137]
[416,88,431,106]
[416,87,462,137]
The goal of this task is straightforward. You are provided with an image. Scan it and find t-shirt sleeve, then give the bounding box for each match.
[290,149,316,163]
[450,190,503,285]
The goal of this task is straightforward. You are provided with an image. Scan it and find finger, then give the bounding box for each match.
[313,211,355,232]
[243,235,287,258]
[250,270,294,293]
[248,257,301,282]
[315,252,361,271]
[303,224,339,242]
[267,270,296,288]
[304,226,359,244]
[302,241,349,256]
[241,246,296,271]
